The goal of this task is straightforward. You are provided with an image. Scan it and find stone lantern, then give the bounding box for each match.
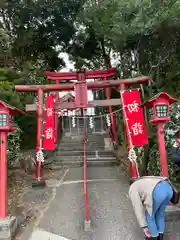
[143,92,178,177]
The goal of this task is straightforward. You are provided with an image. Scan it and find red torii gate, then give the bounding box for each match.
[44,68,118,144]
[15,69,151,184]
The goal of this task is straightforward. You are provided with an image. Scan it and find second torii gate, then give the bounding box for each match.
[44,68,118,144]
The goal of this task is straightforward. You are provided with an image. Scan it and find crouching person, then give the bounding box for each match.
[129,176,180,239]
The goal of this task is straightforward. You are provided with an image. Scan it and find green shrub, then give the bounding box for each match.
[148,140,180,188]
[7,124,22,167]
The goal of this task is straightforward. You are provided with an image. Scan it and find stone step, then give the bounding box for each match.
[60,137,84,142]
[63,129,105,133]
[63,133,84,137]
[59,140,106,145]
[58,144,84,148]
[51,159,117,168]
[58,142,84,146]
[60,138,83,142]
[55,150,114,157]
[57,147,84,151]
[53,155,116,161]
[58,143,107,151]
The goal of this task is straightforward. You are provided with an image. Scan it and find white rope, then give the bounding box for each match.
[106,114,111,127]
[89,116,94,129]
[36,150,44,163]
[72,116,76,127]
[59,108,123,119]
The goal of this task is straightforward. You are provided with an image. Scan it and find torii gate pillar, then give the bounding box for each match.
[55,80,59,144]
[104,76,117,142]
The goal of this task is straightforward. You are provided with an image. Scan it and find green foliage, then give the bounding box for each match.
[0,0,84,70]
[147,103,180,187]
[75,0,180,183]
[148,142,180,188]
[0,67,38,151]
[7,125,22,166]
[0,0,179,183]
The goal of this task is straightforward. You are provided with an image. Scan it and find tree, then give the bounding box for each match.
[0,0,84,71]
[69,0,180,181]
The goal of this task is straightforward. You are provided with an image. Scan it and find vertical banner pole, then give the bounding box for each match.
[120,84,138,183]
[78,117,80,137]
[62,114,64,131]
[69,114,72,135]
[100,116,103,133]
[93,117,95,134]
[35,88,44,182]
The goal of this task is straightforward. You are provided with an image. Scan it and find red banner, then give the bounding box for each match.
[123,89,148,146]
[43,95,55,150]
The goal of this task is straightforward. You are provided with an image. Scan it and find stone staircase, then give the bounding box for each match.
[52,116,118,167]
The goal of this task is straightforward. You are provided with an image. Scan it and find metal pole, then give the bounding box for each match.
[69,114,72,135]
[100,115,103,134]
[93,116,95,134]
[78,117,80,137]
[62,115,64,131]
[157,123,168,177]
[0,131,8,218]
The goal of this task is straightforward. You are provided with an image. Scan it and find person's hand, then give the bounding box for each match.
[143,227,151,238]
[176,138,180,146]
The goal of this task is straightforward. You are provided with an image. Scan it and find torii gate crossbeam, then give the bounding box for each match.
[15,76,150,92]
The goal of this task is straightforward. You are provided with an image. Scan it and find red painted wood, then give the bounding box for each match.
[157,123,168,177]
[15,76,151,92]
[44,68,117,80]
[104,76,117,142]
[26,99,121,112]
[0,132,8,218]
[55,80,59,144]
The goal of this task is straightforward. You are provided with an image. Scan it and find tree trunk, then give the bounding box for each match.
[100,39,112,68]
[141,144,150,176]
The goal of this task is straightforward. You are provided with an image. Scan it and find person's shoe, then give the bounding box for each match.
[145,237,158,239]
[157,233,163,240]
[145,236,159,239]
